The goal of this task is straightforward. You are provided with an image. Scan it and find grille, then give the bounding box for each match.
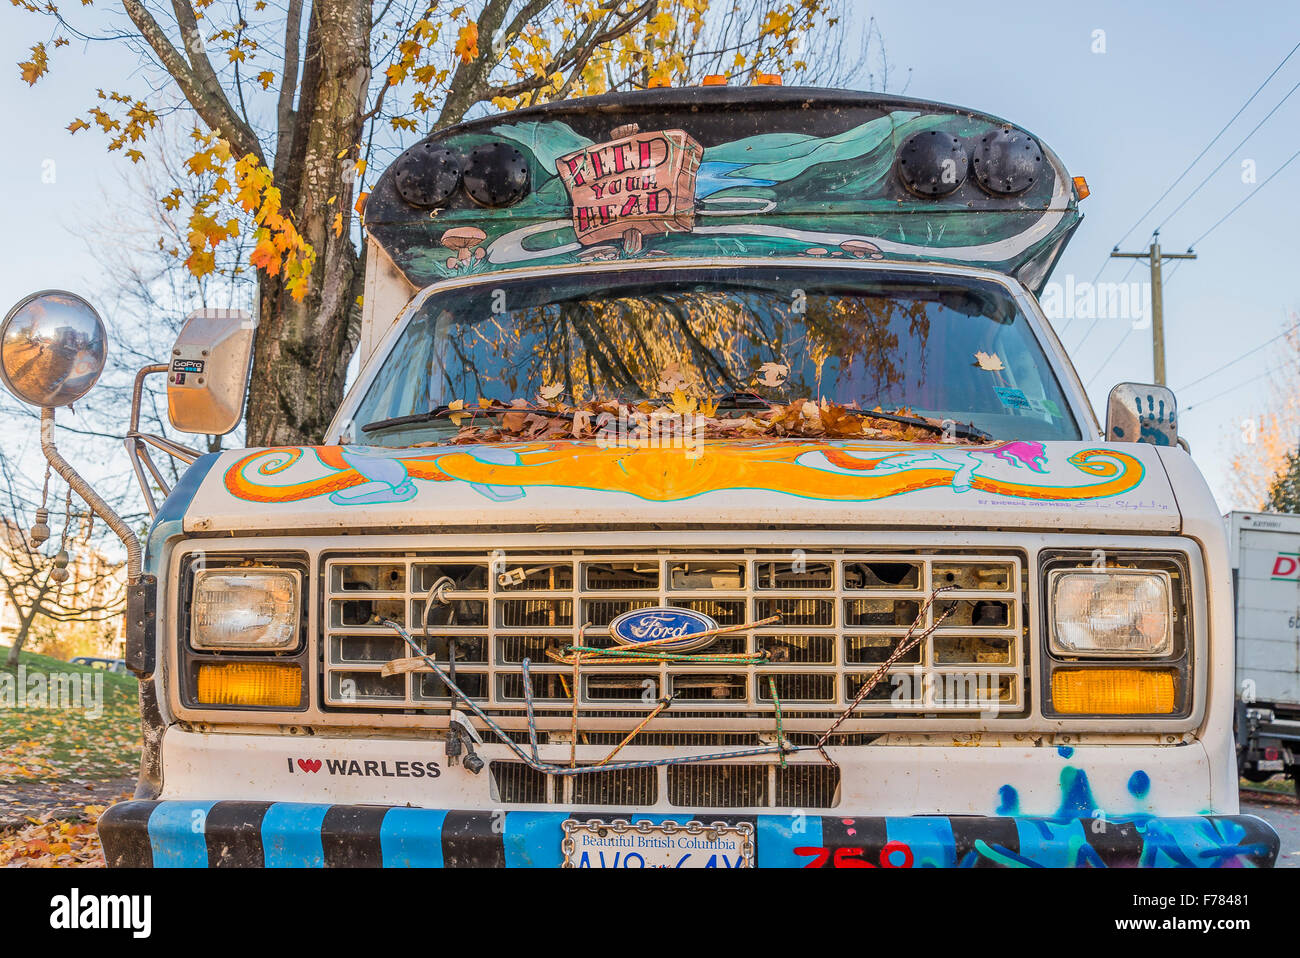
[322,549,1026,727]
[490,761,840,808]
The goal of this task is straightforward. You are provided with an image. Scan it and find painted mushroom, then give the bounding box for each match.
[577,244,619,262]
[441,226,487,268]
[840,238,884,259]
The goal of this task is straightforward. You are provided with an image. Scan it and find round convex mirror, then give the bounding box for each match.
[0,290,108,408]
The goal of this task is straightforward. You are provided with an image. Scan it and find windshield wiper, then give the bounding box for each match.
[860,409,993,441]
[360,404,573,434]
[711,390,773,409]
[360,405,453,433]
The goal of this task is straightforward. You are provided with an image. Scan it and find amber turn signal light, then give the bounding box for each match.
[1051,668,1176,714]
[197,663,302,708]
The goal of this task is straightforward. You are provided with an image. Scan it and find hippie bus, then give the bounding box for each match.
[0,84,1278,867]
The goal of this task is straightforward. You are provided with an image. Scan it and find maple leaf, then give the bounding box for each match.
[249,236,278,273]
[66,118,89,134]
[755,362,789,387]
[446,398,469,426]
[973,351,1005,371]
[454,21,479,62]
[655,362,690,394]
[19,43,49,85]
[500,410,529,432]
[668,388,696,416]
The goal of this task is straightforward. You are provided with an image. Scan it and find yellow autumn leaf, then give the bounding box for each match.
[454,21,479,62]
[19,43,49,85]
[669,388,696,416]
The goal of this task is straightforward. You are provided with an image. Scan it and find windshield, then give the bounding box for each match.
[351,266,1081,445]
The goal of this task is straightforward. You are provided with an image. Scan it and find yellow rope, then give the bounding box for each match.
[595,696,674,767]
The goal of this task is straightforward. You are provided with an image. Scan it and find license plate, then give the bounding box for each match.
[1256,759,1285,771]
[562,819,753,868]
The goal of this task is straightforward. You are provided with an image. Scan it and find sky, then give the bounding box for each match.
[0,0,1298,512]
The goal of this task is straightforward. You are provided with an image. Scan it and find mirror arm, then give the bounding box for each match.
[129,363,167,434]
[41,407,142,583]
[124,437,158,518]
[129,366,202,460]
[132,432,201,463]
[125,364,205,515]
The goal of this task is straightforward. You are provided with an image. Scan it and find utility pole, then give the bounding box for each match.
[1111,230,1197,385]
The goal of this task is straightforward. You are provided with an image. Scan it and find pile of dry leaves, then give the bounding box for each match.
[427,395,981,447]
[0,804,112,868]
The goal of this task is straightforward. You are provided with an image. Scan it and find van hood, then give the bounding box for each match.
[181,438,1179,534]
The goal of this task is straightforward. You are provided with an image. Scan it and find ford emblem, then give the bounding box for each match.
[608,607,720,653]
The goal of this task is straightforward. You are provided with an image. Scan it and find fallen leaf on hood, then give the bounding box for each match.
[756,362,789,387]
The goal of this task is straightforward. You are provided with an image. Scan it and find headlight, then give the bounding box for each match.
[191,569,300,651]
[1048,570,1172,657]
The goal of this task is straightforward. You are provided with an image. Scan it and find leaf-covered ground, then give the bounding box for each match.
[0,647,140,866]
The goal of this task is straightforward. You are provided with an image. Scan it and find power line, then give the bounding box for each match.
[1073,258,1139,352]
[1114,40,1300,249]
[1162,146,1300,295]
[1175,316,1300,394]
[1086,325,1135,388]
[1083,236,1197,387]
[1187,145,1300,249]
[1154,76,1300,232]
[1183,361,1286,412]
[1065,41,1300,340]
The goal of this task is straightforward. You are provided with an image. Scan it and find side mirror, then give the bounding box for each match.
[167,308,254,435]
[0,290,107,407]
[1106,382,1178,446]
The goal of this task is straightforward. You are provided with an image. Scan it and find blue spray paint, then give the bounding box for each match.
[1055,767,1099,820]
[1057,745,1074,759]
[1128,770,1151,799]
[995,785,1019,816]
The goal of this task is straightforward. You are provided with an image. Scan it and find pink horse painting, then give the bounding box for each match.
[800,440,1050,494]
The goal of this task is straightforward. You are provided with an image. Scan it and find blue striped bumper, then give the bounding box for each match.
[98,801,1280,868]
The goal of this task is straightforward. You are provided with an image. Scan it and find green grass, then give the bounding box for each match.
[1240,775,1297,797]
[0,646,141,784]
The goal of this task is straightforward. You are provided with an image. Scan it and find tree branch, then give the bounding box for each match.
[274,0,304,175]
[119,0,264,162]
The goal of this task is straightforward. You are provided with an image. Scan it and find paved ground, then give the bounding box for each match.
[0,777,134,830]
[1241,786,1300,868]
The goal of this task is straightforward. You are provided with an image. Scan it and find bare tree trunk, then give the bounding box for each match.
[245,0,371,446]
[6,596,44,667]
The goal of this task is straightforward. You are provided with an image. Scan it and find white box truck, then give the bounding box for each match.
[1229,510,1300,793]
